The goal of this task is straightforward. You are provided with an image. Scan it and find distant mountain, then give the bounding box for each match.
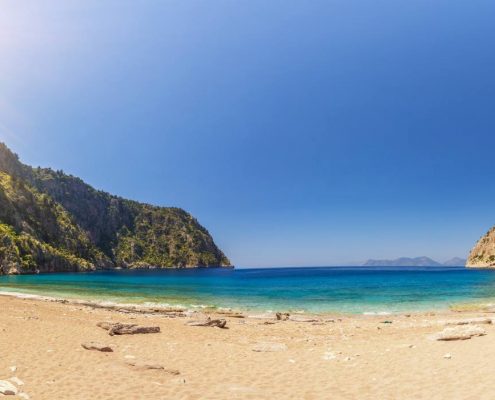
[443,257,467,267]
[0,143,231,274]
[362,256,464,267]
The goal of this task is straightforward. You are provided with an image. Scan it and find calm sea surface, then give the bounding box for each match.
[1,267,495,314]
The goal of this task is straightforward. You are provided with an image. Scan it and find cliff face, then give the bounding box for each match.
[466,226,495,268]
[0,143,231,274]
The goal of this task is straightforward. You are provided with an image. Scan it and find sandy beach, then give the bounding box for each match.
[0,295,494,399]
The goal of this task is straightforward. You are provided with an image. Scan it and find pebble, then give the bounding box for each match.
[444,353,452,359]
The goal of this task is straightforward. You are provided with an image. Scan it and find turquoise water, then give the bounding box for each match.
[1,267,495,314]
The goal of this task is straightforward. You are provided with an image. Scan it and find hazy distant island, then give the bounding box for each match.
[362,256,466,267]
[0,143,231,274]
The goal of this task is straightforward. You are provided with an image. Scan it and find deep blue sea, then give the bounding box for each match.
[1,267,495,314]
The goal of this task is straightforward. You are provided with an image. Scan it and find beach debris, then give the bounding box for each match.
[380,320,393,324]
[81,341,114,352]
[252,342,287,352]
[444,317,492,326]
[185,318,227,328]
[444,353,452,359]
[0,380,18,395]
[431,325,487,341]
[276,312,290,321]
[288,315,319,323]
[126,361,180,375]
[97,322,160,336]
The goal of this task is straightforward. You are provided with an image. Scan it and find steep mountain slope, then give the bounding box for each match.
[0,143,230,274]
[466,226,495,268]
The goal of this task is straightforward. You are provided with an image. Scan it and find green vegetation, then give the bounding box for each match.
[0,143,230,274]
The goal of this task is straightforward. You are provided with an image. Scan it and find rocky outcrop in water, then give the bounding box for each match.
[467,226,495,268]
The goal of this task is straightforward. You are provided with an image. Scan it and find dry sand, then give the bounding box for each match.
[1,295,495,399]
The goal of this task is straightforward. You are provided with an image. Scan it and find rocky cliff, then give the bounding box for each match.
[466,226,495,268]
[0,143,231,274]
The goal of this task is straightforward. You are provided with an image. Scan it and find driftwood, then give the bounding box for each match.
[97,322,160,336]
[185,318,227,328]
[126,361,180,375]
[81,341,114,352]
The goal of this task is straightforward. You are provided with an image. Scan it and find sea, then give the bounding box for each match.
[1,266,495,314]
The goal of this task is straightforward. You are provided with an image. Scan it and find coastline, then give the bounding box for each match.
[2,293,495,399]
[1,286,494,317]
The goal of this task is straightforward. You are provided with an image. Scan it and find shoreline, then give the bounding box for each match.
[2,293,495,398]
[0,288,492,319]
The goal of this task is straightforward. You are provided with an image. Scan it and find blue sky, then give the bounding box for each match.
[1,1,494,266]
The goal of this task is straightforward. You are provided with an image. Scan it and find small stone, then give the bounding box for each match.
[444,353,452,359]
[9,366,16,373]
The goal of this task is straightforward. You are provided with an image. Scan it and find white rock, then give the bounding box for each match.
[0,380,18,395]
[252,342,287,352]
[444,353,452,359]
[431,325,487,341]
[9,377,24,386]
